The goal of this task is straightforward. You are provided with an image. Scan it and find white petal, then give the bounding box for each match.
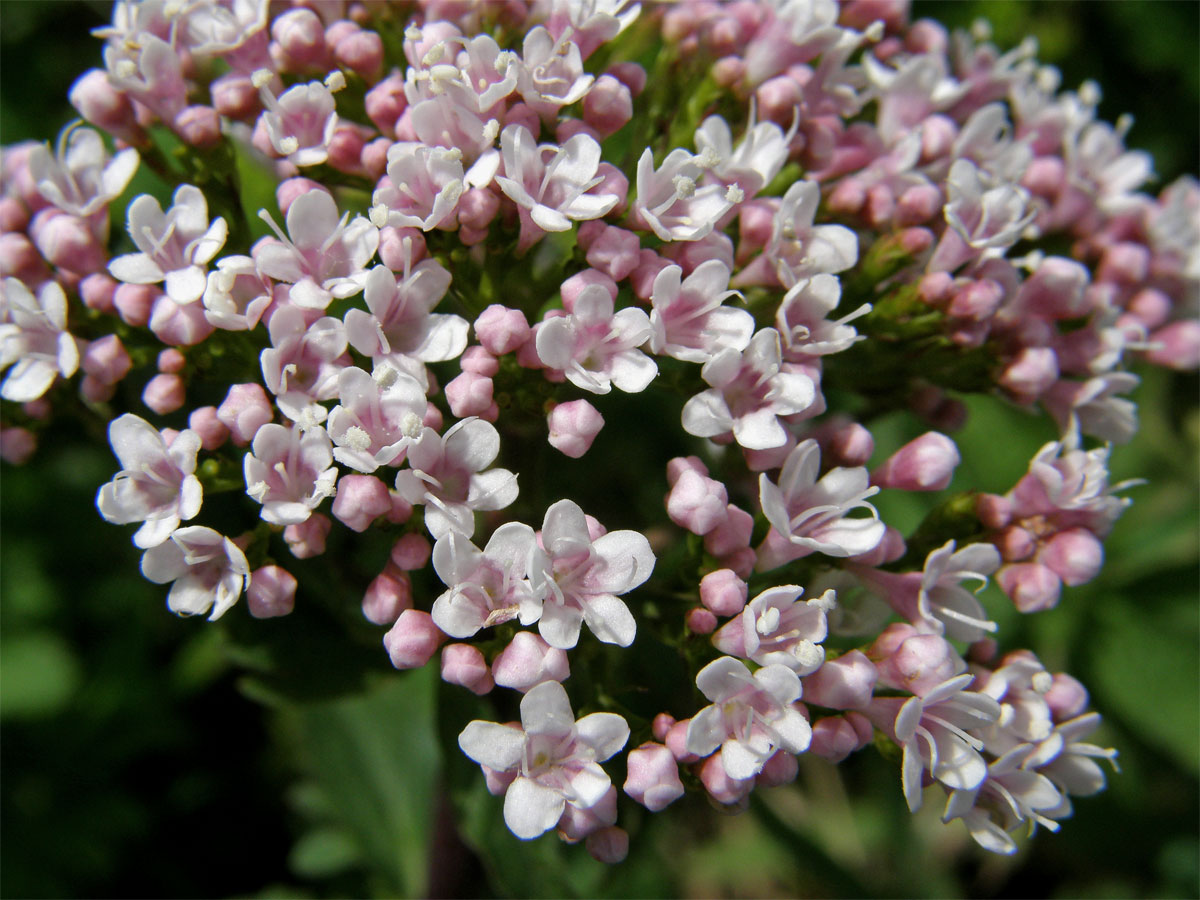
[503,777,565,840]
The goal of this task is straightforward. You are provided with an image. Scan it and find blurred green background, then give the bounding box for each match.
[2,2,1197,897]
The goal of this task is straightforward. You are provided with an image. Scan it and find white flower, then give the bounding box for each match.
[458,680,629,840]
[96,414,203,549]
[685,656,812,781]
[326,366,427,473]
[529,499,655,649]
[140,525,250,621]
[29,124,139,218]
[711,585,834,674]
[632,147,736,242]
[255,72,339,168]
[243,423,338,525]
[0,278,79,402]
[649,260,754,363]
[916,540,1001,642]
[372,143,466,231]
[431,523,541,638]
[108,185,228,305]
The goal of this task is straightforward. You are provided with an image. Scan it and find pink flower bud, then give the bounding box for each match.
[327,125,368,175]
[173,105,222,148]
[1037,527,1103,586]
[383,609,445,669]
[872,432,959,492]
[666,455,707,485]
[69,69,141,143]
[918,113,956,162]
[999,347,1059,400]
[445,371,495,419]
[583,75,633,138]
[624,742,685,811]
[555,119,600,145]
[704,504,753,557]
[82,335,132,385]
[277,178,327,215]
[247,565,298,618]
[663,232,734,276]
[975,493,1012,530]
[142,373,186,415]
[457,186,499,231]
[630,249,670,300]
[459,346,499,376]
[895,183,942,225]
[270,8,329,72]
[824,420,875,467]
[149,295,215,346]
[756,75,803,124]
[360,136,390,180]
[1127,288,1172,329]
[389,533,431,571]
[996,562,1062,613]
[79,273,117,313]
[157,348,185,374]
[1096,241,1149,285]
[593,162,628,214]
[873,632,960,697]
[699,568,749,617]
[387,490,414,525]
[1146,319,1200,371]
[996,525,1035,561]
[586,826,628,865]
[377,226,426,271]
[80,375,115,403]
[698,753,752,806]
[803,650,878,709]
[1044,672,1089,721]
[31,209,107,274]
[334,29,384,83]
[664,719,699,763]
[605,61,646,96]
[865,183,896,228]
[808,715,869,763]
[560,269,618,311]
[113,283,160,327]
[332,474,392,532]
[0,233,45,284]
[440,643,494,695]
[365,71,407,136]
[491,631,570,691]
[828,178,866,216]
[546,399,605,458]
[711,54,746,87]
[585,226,641,281]
[211,73,258,120]
[667,469,729,535]
[474,304,531,355]
[187,406,229,451]
[217,382,273,445]
[0,197,28,233]
[362,569,412,624]
[948,278,1004,321]
[282,513,331,559]
[0,427,36,465]
[686,606,717,634]
[421,401,442,431]
[756,747,799,787]
[652,713,676,742]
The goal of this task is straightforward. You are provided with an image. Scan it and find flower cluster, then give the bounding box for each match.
[3,0,1196,865]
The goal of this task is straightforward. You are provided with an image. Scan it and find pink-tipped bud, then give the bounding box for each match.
[652,713,676,742]
[585,225,641,281]
[803,649,878,709]
[686,607,717,634]
[0,427,37,465]
[820,419,875,467]
[624,742,686,812]
[948,278,1004,321]
[210,73,258,120]
[546,399,605,458]
[873,632,960,697]
[698,753,753,806]
[663,232,734,276]
[630,249,671,300]
[491,631,570,691]
[383,609,444,669]
[362,569,412,624]
[560,269,618,311]
[217,382,273,445]
[270,8,329,72]
[277,178,327,216]
[996,525,1035,561]
[327,125,368,175]
[247,565,298,618]
[284,513,331,559]
[377,226,426,271]
[583,74,633,138]
[474,304,531,355]
[895,183,942,225]
[149,295,215,346]
[828,178,866,216]
[360,136,391,180]
[666,469,729,535]
[187,406,229,451]
[664,719,699,764]
[1044,672,1089,721]
[555,119,600,145]
[79,273,118,313]
[69,69,141,143]
[999,347,1059,401]
[389,533,431,571]
[333,28,384,83]
[756,75,803,124]
[332,474,393,532]
[1097,241,1149,285]
[850,524,906,567]
[711,55,746,87]
[593,162,628,214]
[704,504,753,557]
[173,105,222,148]
[113,283,160,327]
[665,455,707,485]
[81,334,132,385]
[872,432,959,492]
[142,373,185,415]
[1037,527,1103,586]
[606,61,647,96]
[364,71,407,136]
[80,376,115,403]
[445,371,495,419]
[699,568,749,617]
[0,197,29,233]
[997,562,1062,613]
[30,210,106,275]
[440,643,494,695]
[586,826,628,865]
[157,348,186,374]
[457,186,500,231]
[459,346,499,376]
[756,747,799,787]
[808,716,868,763]
[1146,319,1200,371]
[975,493,1012,530]
[918,113,956,162]
[1127,288,1172,329]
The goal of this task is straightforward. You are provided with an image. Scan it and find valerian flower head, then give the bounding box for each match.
[108,184,228,305]
[96,413,203,549]
[458,680,629,840]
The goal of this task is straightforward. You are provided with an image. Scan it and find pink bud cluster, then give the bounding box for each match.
[2,0,1193,865]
